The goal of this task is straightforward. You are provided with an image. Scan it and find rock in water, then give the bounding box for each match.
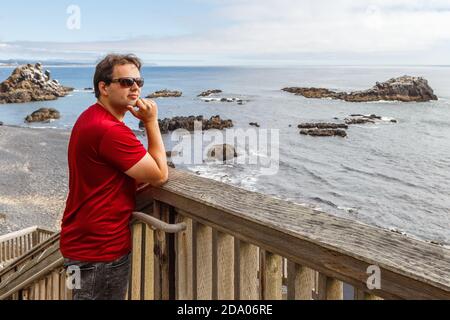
[140,115,233,134]
[300,129,347,138]
[25,108,61,123]
[198,89,222,97]
[0,63,73,104]
[283,75,438,102]
[147,89,182,98]
[298,123,348,129]
[207,144,238,161]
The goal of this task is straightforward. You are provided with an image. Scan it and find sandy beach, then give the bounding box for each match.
[0,125,71,235]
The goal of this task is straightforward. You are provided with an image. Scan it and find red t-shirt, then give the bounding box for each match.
[60,103,147,262]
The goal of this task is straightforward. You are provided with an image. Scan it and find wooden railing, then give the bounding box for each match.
[0,226,55,269]
[131,168,450,300]
[1,168,449,300]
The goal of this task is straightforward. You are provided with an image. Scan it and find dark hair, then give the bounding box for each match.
[93,54,142,98]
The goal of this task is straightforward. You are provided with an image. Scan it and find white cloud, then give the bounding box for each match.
[2,0,450,64]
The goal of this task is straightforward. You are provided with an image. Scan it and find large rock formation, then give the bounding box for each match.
[0,63,73,104]
[147,89,182,98]
[25,108,61,123]
[283,76,438,102]
[139,115,233,134]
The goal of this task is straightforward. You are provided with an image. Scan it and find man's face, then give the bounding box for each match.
[103,63,141,108]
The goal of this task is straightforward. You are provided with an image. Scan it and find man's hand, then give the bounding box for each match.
[126,98,158,125]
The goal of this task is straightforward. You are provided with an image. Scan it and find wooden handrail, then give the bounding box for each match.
[132,212,186,233]
[136,168,450,300]
[1,168,448,300]
[0,226,54,243]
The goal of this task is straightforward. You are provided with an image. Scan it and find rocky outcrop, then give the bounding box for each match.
[140,115,233,133]
[284,87,337,99]
[147,90,182,98]
[0,63,73,104]
[167,161,176,169]
[25,108,61,123]
[298,122,348,138]
[298,123,348,129]
[201,97,246,105]
[207,144,238,161]
[283,76,438,102]
[345,114,397,125]
[300,128,347,138]
[298,114,397,138]
[0,121,3,126]
[198,89,222,97]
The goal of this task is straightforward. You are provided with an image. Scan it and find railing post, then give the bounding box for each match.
[239,241,259,300]
[317,273,343,300]
[195,222,213,300]
[287,262,314,300]
[175,214,193,300]
[216,231,234,300]
[131,222,143,300]
[153,201,176,300]
[262,251,283,300]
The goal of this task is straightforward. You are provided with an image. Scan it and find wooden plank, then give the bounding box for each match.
[287,261,314,300]
[239,241,259,300]
[6,239,10,261]
[354,288,383,300]
[131,223,143,300]
[150,201,174,300]
[196,223,213,300]
[22,288,30,300]
[33,282,39,300]
[39,278,45,301]
[45,275,52,300]
[0,227,41,243]
[153,201,163,300]
[317,273,343,300]
[0,242,4,263]
[52,271,60,300]
[160,203,174,300]
[0,241,63,299]
[143,224,155,300]
[263,251,282,300]
[216,231,234,300]
[137,170,450,299]
[59,270,66,300]
[152,201,175,300]
[175,215,193,300]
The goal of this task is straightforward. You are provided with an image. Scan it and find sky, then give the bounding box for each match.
[1,0,450,66]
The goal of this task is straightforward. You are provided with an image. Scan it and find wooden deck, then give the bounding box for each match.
[0,168,449,300]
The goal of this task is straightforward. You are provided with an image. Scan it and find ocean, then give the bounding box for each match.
[0,65,449,245]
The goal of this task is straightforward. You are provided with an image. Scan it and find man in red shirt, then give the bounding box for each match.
[61,54,168,300]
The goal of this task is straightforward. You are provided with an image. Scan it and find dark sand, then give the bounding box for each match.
[0,125,71,235]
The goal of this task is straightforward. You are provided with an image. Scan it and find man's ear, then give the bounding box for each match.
[98,81,109,97]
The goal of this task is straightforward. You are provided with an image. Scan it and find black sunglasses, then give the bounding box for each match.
[108,77,145,88]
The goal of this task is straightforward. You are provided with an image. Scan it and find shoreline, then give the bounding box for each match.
[0,125,71,234]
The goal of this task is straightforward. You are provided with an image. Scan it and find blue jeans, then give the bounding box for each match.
[63,253,131,300]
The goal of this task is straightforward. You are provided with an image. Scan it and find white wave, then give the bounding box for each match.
[73,89,94,93]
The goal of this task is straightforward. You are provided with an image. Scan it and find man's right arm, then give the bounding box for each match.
[125,118,169,187]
